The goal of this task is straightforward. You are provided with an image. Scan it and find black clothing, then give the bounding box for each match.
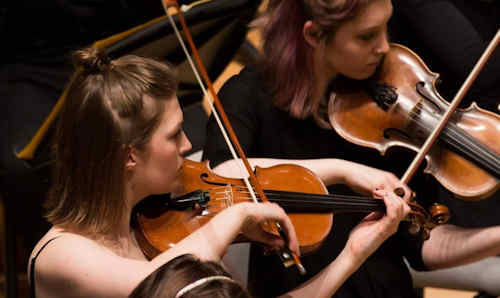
[203,67,427,298]
[389,0,500,113]
[29,237,60,298]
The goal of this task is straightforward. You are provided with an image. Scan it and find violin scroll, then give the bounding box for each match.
[428,203,451,225]
[405,200,450,240]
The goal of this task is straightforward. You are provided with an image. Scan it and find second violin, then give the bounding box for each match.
[329,44,500,200]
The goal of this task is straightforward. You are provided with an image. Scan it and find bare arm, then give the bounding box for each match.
[422,224,500,270]
[149,202,299,266]
[34,203,298,298]
[214,158,411,199]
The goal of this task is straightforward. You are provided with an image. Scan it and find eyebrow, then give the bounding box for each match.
[169,120,183,136]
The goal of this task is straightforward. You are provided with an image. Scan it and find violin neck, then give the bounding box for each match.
[172,189,385,214]
[263,190,385,214]
[439,122,500,179]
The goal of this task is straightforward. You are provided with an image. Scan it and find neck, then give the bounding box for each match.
[110,214,146,260]
[312,49,337,104]
[116,205,134,240]
[104,182,145,259]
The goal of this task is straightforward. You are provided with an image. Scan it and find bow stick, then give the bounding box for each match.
[401,29,500,184]
[162,0,306,274]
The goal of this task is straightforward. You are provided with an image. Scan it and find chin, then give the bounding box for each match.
[343,70,373,81]
[358,70,377,80]
[170,181,185,197]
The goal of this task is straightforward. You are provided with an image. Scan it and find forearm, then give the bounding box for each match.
[214,158,354,186]
[422,224,500,270]
[149,204,245,267]
[214,157,405,199]
[279,249,361,298]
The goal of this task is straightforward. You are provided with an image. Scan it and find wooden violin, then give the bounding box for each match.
[134,159,449,259]
[329,43,500,200]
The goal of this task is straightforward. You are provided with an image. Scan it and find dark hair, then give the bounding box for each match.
[45,47,178,235]
[257,0,369,119]
[130,254,251,298]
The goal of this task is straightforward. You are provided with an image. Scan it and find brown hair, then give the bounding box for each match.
[129,254,251,298]
[257,0,369,119]
[45,47,178,235]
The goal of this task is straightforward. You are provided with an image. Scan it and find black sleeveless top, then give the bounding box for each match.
[29,237,60,298]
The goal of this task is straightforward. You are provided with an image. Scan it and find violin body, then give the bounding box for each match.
[135,159,333,259]
[329,43,500,200]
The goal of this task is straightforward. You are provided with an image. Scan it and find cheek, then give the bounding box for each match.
[333,46,374,79]
[151,150,181,193]
[328,49,358,74]
[158,147,179,174]
[148,142,177,175]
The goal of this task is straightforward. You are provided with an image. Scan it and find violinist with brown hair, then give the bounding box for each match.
[28,47,409,298]
[203,0,500,297]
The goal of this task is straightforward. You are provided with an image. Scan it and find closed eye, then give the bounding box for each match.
[359,32,376,41]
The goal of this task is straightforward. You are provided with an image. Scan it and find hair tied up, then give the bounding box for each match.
[73,47,113,74]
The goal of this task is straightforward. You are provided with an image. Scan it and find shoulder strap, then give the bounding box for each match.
[30,236,60,298]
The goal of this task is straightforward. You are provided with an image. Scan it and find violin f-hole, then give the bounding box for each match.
[200,172,228,187]
[415,81,443,112]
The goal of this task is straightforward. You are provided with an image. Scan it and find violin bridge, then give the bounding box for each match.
[223,184,234,207]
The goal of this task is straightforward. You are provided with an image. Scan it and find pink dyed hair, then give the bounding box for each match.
[258,0,369,119]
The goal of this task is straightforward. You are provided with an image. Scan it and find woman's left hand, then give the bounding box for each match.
[345,189,411,262]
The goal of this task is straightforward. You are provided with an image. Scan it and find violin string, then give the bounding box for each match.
[417,107,500,169]
[209,189,385,207]
[207,185,430,226]
[209,194,384,211]
[441,119,500,166]
[407,105,481,156]
[404,103,499,172]
[210,188,385,203]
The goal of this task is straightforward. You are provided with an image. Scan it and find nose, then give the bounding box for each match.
[179,131,192,155]
[375,32,390,55]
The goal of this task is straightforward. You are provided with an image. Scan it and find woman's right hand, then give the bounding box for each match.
[236,202,300,257]
[344,189,410,264]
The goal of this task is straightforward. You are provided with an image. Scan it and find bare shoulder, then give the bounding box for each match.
[30,228,108,296]
[31,228,104,271]
[30,228,149,298]
[31,228,95,259]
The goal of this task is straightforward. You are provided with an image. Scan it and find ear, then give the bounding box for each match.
[126,147,138,170]
[303,20,323,48]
